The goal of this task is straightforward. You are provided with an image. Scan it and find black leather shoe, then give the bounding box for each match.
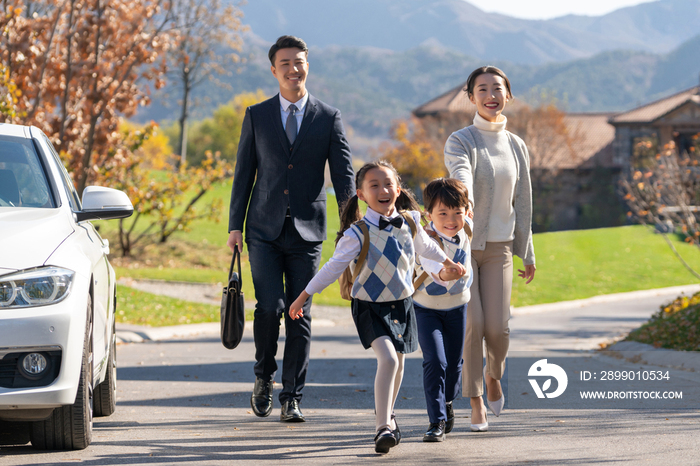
[280,399,305,422]
[423,420,446,442]
[250,378,273,417]
[391,412,401,444]
[445,401,455,434]
[374,427,397,453]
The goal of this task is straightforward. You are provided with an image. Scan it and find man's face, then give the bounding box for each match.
[271,48,308,99]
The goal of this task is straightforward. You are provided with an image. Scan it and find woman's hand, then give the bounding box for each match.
[518,264,536,284]
[289,291,311,320]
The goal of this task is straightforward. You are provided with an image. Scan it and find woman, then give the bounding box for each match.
[444,66,536,431]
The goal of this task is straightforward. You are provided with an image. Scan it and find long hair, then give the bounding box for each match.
[336,160,421,244]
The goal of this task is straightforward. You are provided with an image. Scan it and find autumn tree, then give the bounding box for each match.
[100,121,233,256]
[620,134,700,278]
[377,116,450,196]
[168,0,246,167]
[1,0,175,194]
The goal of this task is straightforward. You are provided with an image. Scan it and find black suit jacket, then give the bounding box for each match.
[228,94,355,243]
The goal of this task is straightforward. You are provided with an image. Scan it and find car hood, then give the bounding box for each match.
[0,208,75,273]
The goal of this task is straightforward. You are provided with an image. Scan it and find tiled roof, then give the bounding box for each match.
[609,86,700,124]
[413,80,528,117]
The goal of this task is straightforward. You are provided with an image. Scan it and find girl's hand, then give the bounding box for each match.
[289,292,311,320]
[518,264,536,284]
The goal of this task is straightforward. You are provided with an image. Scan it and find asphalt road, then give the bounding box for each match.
[2,286,700,465]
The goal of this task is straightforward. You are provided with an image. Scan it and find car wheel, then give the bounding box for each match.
[94,318,117,417]
[30,295,94,450]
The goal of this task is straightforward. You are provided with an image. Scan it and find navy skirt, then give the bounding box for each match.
[351,297,418,353]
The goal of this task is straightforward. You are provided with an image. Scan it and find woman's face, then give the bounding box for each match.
[469,73,510,123]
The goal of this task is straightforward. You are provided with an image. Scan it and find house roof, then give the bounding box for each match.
[413,80,528,117]
[562,113,617,169]
[609,86,700,125]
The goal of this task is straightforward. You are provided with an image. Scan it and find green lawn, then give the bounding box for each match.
[103,179,700,326]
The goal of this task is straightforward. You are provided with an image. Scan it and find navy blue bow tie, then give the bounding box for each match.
[379,216,404,230]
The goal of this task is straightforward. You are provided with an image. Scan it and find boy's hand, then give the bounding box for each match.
[439,258,466,281]
[289,292,310,320]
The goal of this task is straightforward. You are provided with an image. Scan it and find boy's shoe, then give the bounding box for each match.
[445,401,455,433]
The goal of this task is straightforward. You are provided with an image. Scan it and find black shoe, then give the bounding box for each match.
[250,378,273,417]
[374,427,397,453]
[391,412,401,445]
[423,420,446,442]
[445,401,455,434]
[280,399,306,422]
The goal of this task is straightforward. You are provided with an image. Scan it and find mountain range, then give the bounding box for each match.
[135,0,700,157]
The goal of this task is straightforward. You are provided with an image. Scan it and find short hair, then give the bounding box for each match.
[268,35,309,65]
[464,65,513,99]
[423,178,470,213]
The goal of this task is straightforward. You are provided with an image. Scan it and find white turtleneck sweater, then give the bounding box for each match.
[472,112,517,243]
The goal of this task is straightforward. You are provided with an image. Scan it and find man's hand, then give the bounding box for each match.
[227,230,243,253]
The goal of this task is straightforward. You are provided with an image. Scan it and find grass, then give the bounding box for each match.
[116,285,255,327]
[102,179,700,326]
[626,291,700,351]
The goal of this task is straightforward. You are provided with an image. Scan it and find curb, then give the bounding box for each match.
[603,340,700,373]
[511,284,700,316]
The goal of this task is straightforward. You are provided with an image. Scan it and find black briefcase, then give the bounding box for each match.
[220,249,245,349]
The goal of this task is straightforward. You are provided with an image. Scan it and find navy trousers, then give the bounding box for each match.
[414,302,468,423]
[246,216,323,404]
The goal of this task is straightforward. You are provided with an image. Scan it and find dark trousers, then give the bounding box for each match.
[246,217,323,404]
[414,302,468,423]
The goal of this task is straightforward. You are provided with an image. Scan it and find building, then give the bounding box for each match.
[413,81,700,231]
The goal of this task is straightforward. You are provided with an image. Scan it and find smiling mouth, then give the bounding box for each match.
[484,102,499,109]
[378,199,391,204]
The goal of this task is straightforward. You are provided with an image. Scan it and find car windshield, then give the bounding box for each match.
[0,136,55,208]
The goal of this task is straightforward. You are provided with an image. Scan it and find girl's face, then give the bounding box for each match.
[357,167,401,217]
[469,73,509,123]
[426,201,466,238]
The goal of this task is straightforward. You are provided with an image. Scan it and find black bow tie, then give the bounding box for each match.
[379,216,404,230]
[452,235,460,244]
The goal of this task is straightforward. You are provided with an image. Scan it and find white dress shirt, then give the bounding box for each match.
[279,93,308,136]
[305,207,448,296]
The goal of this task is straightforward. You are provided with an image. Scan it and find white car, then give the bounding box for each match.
[0,123,133,450]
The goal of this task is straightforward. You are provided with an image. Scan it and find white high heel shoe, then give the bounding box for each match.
[470,410,488,432]
[484,366,505,417]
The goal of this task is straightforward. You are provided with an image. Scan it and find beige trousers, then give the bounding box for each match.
[463,241,513,397]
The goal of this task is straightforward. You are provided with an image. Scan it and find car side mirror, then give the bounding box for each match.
[75,186,134,222]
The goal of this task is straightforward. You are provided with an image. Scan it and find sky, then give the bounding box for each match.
[465,0,658,20]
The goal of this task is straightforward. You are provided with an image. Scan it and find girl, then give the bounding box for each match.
[413,178,473,441]
[289,161,465,454]
[444,66,537,431]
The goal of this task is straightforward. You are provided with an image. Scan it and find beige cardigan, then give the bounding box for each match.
[444,125,536,265]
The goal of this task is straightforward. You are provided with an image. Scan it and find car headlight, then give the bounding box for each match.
[0,267,74,308]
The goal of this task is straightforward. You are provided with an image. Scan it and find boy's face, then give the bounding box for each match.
[427,201,466,238]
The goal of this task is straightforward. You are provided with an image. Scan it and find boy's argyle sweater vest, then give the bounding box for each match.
[413,224,472,310]
[349,215,416,302]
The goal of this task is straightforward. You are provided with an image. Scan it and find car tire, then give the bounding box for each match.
[30,296,93,450]
[94,318,117,417]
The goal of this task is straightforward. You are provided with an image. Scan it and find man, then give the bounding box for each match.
[227,35,355,422]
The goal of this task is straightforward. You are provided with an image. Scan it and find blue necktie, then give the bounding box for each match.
[285,104,298,146]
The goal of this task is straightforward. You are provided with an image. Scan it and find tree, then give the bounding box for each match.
[620,134,700,278]
[164,90,266,166]
[377,117,449,196]
[1,0,176,194]
[99,121,233,256]
[168,0,246,167]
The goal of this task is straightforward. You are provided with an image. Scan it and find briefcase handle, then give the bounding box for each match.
[228,248,243,286]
